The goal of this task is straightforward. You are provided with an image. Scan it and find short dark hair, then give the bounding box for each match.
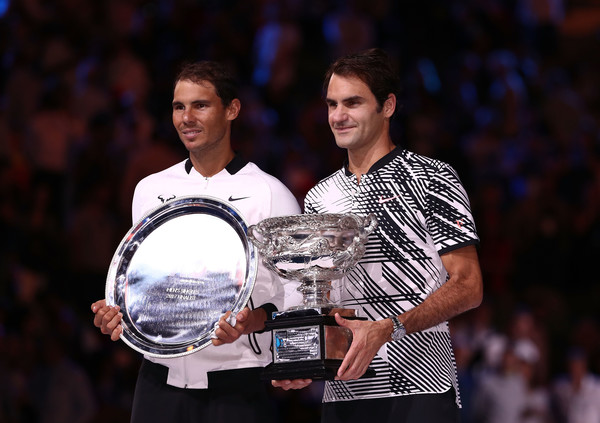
[323,48,400,113]
[174,61,239,107]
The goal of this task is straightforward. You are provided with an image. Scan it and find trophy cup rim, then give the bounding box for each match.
[250,212,369,231]
[247,212,377,280]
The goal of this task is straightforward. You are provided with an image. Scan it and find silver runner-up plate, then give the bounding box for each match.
[105,196,258,358]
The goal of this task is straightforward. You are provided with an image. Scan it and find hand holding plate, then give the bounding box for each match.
[91,299,123,341]
[211,307,268,346]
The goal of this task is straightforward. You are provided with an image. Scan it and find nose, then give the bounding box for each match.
[182,109,194,124]
[330,105,347,123]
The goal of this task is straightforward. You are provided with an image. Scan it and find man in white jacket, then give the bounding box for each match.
[91,60,300,423]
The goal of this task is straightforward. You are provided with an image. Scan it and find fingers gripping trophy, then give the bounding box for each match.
[248,213,377,380]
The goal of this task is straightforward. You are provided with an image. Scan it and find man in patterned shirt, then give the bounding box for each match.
[273,48,483,423]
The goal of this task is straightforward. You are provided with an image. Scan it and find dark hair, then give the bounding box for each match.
[323,48,400,113]
[174,61,239,106]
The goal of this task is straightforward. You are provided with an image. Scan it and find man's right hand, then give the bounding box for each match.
[91,299,123,341]
[271,379,313,391]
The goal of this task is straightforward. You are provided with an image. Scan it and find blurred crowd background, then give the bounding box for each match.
[1,0,600,422]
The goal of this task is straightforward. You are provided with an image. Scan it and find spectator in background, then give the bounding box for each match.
[552,348,600,423]
[472,339,553,423]
[29,335,97,423]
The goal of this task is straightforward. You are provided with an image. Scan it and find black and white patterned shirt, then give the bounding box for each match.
[304,147,479,405]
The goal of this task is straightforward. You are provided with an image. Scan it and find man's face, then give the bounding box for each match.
[325,74,390,153]
[172,79,238,155]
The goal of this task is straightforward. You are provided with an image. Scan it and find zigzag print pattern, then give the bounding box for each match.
[304,149,477,404]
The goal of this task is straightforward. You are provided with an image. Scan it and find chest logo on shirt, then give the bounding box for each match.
[158,194,176,203]
[378,195,401,204]
[228,195,249,202]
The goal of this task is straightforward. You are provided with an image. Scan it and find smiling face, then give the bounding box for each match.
[325,73,395,155]
[172,79,239,156]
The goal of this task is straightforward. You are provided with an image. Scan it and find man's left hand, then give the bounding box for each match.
[334,313,392,380]
[211,307,266,346]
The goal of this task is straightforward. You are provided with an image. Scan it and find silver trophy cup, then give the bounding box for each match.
[248,213,377,380]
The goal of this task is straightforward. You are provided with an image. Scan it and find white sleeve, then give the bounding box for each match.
[131,182,143,224]
[249,173,300,312]
[273,193,301,216]
[265,176,301,217]
[131,177,153,223]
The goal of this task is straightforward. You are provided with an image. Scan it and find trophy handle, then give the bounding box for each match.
[363,213,378,235]
[247,223,269,250]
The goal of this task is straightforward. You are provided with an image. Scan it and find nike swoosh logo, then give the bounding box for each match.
[379,195,401,204]
[228,195,250,202]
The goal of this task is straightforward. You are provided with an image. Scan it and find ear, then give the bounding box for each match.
[226,98,241,121]
[383,94,396,118]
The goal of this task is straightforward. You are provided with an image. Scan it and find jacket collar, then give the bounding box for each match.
[343,146,402,176]
[185,152,248,175]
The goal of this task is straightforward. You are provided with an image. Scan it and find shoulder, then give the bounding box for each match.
[132,160,187,219]
[304,168,346,212]
[239,162,292,195]
[135,160,188,190]
[239,162,301,215]
[241,162,290,190]
[306,168,344,194]
[396,150,453,174]
[392,150,464,191]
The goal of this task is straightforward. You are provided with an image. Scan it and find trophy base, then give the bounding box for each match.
[273,306,358,319]
[261,359,342,381]
[263,312,375,381]
[261,359,377,381]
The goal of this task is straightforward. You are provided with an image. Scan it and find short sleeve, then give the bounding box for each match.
[425,163,479,255]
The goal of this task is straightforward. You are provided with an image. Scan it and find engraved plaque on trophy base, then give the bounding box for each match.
[261,310,374,381]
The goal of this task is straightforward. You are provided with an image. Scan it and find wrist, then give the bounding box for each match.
[387,316,406,342]
[249,308,266,332]
[253,304,274,333]
[258,303,277,321]
[382,318,394,342]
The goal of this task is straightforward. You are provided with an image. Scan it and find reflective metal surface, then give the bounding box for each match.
[273,326,322,362]
[105,196,257,357]
[248,213,377,310]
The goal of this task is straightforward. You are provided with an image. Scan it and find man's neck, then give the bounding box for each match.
[189,148,236,178]
[347,140,395,183]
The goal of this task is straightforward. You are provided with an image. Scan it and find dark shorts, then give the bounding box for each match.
[130,359,276,423]
[321,388,460,423]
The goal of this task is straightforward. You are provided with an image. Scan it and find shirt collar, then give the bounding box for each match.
[343,146,402,176]
[185,152,248,175]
